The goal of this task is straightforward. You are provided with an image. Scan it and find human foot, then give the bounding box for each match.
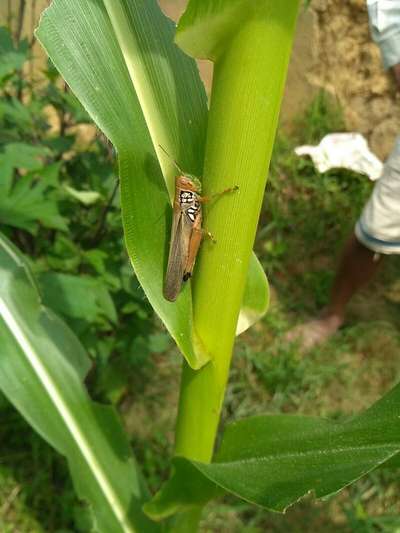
[284,313,344,351]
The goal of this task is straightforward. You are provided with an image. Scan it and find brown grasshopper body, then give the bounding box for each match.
[160,146,237,302]
[164,175,204,302]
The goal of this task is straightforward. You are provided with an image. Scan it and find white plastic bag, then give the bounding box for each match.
[295,133,383,181]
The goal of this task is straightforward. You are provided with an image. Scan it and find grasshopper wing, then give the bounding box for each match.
[164,212,190,301]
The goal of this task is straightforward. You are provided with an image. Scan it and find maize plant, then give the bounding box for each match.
[0,1,399,532]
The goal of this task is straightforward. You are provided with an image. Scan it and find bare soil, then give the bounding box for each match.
[284,0,400,159]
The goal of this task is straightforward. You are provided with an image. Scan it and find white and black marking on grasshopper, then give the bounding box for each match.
[185,201,200,223]
[180,190,196,204]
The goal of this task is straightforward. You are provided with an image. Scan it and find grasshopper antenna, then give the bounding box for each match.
[159,144,184,175]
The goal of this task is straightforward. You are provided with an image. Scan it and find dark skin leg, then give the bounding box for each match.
[285,61,400,349]
[286,234,383,349]
[393,64,400,90]
[311,61,400,325]
[325,234,382,318]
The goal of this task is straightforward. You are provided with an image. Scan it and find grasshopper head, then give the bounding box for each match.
[177,174,202,193]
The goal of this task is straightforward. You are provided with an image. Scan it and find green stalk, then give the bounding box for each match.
[173,1,300,528]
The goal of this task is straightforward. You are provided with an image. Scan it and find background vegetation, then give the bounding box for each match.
[1,9,400,533]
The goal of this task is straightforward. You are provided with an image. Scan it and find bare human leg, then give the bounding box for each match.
[285,234,383,350]
[285,37,400,351]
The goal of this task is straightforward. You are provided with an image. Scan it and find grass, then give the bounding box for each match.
[1,91,400,532]
[0,407,79,532]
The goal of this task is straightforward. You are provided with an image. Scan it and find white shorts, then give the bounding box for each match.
[367,0,400,69]
[355,137,400,254]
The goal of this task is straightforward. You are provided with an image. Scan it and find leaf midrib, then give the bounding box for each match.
[0,297,135,533]
[212,442,400,466]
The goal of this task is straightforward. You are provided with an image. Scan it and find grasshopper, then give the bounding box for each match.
[160,147,237,302]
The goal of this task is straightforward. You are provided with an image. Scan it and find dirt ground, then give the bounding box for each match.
[285,0,400,159]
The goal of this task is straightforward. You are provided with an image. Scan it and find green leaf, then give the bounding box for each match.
[0,232,158,533]
[2,142,51,170]
[0,97,34,132]
[237,253,269,335]
[0,27,28,81]
[36,0,203,368]
[0,158,68,233]
[83,249,109,275]
[63,184,102,205]
[44,135,76,155]
[381,453,400,469]
[36,0,268,370]
[146,383,400,518]
[176,0,252,60]
[148,332,172,353]
[0,154,13,195]
[38,272,117,324]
